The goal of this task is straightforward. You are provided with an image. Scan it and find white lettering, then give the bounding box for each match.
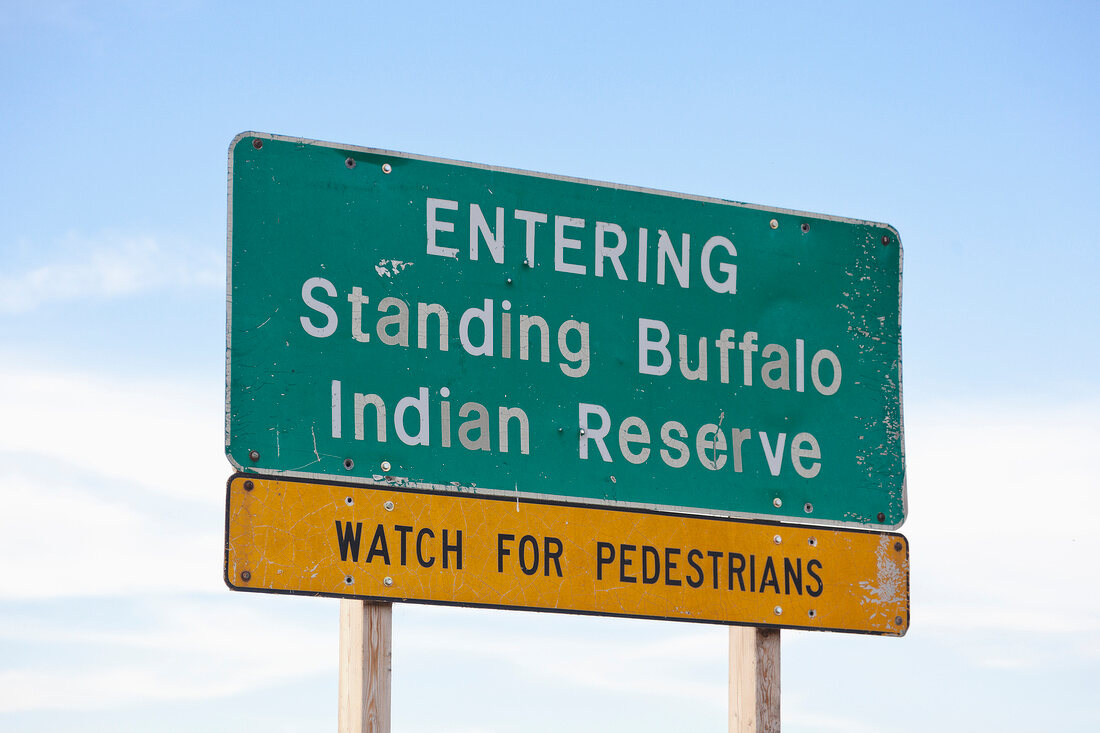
[595,221,628,279]
[696,423,727,470]
[395,387,430,446]
[700,235,737,294]
[470,204,505,263]
[618,416,651,465]
[514,209,548,265]
[554,216,586,275]
[300,277,338,338]
[759,432,787,476]
[459,299,494,357]
[426,198,459,258]
[656,230,690,288]
[811,349,842,395]
[639,318,671,376]
[791,432,821,478]
[578,403,612,461]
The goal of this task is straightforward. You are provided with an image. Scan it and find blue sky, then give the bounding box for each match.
[2,2,1098,731]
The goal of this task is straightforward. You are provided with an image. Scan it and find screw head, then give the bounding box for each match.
[382,163,392,174]
[895,616,904,626]
[769,218,779,229]
[894,541,903,551]
[773,534,782,545]
[345,496,354,506]
[384,501,394,511]
[772,497,782,508]
[383,576,394,587]
[380,460,392,472]
[248,450,260,462]
[800,222,810,233]
[877,512,886,522]
[343,458,354,470]
[243,480,254,491]
[252,138,263,150]
[345,157,356,169]
[803,502,813,513]
[882,235,890,245]
[240,570,252,582]
[773,606,783,615]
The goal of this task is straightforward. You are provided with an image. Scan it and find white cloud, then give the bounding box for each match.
[782,711,886,733]
[0,359,229,599]
[396,607,726,704]
[0,230,222,314]
[0,467,222,599]
[904,397,1100,642]
[0,596,334,712]
[0,359,227,504]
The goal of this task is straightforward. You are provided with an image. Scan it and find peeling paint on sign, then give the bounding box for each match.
[375,259,413,278]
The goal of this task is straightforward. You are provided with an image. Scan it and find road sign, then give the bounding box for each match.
[227,132,904,528]
[224,474,909,635]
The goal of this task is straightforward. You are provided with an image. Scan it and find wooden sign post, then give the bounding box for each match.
[338,600,392,733]
[730,626,780,732]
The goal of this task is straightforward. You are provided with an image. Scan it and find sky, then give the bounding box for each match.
[2,1,1098,731]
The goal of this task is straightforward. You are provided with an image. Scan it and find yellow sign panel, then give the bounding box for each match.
[224,475,909,635]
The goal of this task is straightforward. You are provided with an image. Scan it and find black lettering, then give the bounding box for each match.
[760,556,780,593]
[664,547,681,586]
[365,524,390,565]
[442,529,462,569]
[783,557,803,595]
[519,534,539,575]
[686,549,704,588]
[545,536,563,577]
[729,552,746,591]
[620,544,637,583]
[708,550,723,590]
[394,525,413,565]
[417,527,435,567]
[642,545,660,584]
[806,559,824,597]
[335,521,362,562]
[497,533,514,573]
[596,541,615,580]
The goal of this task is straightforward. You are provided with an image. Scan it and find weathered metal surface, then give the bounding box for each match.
[224,475,910,636]
[226,132,904,528]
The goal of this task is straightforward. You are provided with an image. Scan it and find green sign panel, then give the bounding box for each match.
[227,133,904,528]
